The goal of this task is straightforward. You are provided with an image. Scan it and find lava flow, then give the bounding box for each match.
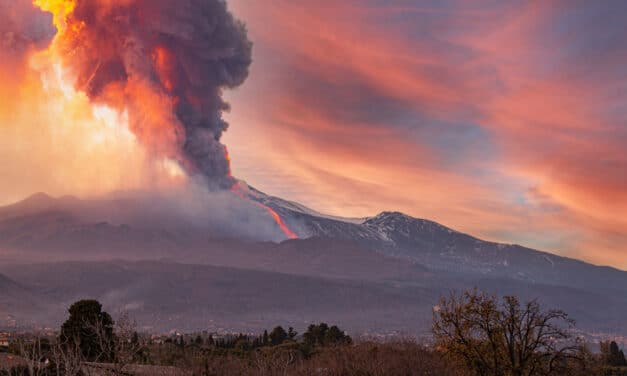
[230,183,298,240]
[224,147,297,240]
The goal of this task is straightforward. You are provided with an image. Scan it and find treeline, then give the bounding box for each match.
[164,322,351,351]
[2,291,627,375]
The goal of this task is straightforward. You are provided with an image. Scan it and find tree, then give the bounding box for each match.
[269,326,288,346]
[262,330,269,346]
[107,312,145,375]
[304,323,329,346]
[433,289,584,376]
[60,299,114,362]
[304,323,351,347]
[325,325,351,345]
[15,336,48,376]
[601,341,627,367]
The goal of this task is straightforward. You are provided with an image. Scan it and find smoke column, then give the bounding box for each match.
[35,0,252,189]
[32,0,297,239]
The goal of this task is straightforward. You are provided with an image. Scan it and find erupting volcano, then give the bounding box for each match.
[31,0,297,239]
[34,0,251,189]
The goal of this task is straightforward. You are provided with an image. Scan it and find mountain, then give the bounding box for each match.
[255,187,627,296]
[0,260,440,333]
[0,272,48,327]
[0,188,625,336]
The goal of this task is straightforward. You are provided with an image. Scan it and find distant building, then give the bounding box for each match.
[0,336,9,347]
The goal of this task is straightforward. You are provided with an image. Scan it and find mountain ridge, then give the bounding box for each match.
[0,189,625,335]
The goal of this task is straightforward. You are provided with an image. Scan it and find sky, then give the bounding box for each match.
[0,0,625,269]
[222,0,627,269]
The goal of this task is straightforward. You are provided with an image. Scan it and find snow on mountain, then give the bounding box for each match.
[241,184,627,295]
[0,190,626,334]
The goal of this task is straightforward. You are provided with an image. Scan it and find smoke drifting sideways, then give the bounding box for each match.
[37,0,252,189]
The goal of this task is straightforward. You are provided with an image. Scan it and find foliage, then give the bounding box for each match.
[6,296,623,375]
[303,323,352,347]
[59,299,114,362]
[601,341,627,367]
[433,289,587,376]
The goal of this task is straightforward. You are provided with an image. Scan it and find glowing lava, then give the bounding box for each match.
[230,182,298,240]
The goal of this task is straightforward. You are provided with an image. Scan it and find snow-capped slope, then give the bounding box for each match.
[245,186,627,295]
[0,190,626,334]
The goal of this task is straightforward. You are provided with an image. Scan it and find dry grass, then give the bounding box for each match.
[180,340,463,376]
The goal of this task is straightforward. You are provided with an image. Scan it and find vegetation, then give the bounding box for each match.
[602,341,627,367]
[433,289,590,375]
[59,300,114,362]
[2,292,626,375]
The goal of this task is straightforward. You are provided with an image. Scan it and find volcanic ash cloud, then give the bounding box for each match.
[36,0,253,189]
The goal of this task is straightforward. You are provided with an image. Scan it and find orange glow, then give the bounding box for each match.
[0,0,619,268]
[152,46,177,92]
[223,0,627,268]
[32,0,76,31]
[227,143,296,239]
[0,0,190,204]
[224,145,233,177]
[231,183,298,240]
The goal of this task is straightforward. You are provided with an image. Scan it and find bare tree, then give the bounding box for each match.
[15,336,45,376]
[89,311,145,375]
[111,312,145,375]
[433,289,585,376]
[49,334,86,376]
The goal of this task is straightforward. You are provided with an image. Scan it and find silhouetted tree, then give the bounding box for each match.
[433,289,585,376]
[59,299,114,362]
[601,341,627,367]
[326,325,351,345]
[269,326,288,346]
[262,330,269,346]
[304,323,351,347]
[304,323,328,346]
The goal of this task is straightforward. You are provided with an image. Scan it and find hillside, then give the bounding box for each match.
[0,190,625,335]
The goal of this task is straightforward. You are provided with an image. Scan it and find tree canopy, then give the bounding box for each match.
[303,323,351,347]
[433,289,585,376]
[59,299,114,362]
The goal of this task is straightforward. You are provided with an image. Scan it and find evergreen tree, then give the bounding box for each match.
[304,323,328,346]
[303,323,351,347]
[60,299,114,361]
[606,341,627,366]
[269,326,288,346]
[262,330,269,346]
[325,325,352,345]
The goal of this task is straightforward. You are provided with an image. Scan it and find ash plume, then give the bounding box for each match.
[0,0,54,64]
[44,0,252,188]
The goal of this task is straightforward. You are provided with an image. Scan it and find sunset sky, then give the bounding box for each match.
[0,0,625,269]
[223,0,627,269]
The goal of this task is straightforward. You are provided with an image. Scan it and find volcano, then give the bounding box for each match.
[0,187,626,337]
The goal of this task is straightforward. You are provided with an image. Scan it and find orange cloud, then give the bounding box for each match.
[227,0,627,268]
